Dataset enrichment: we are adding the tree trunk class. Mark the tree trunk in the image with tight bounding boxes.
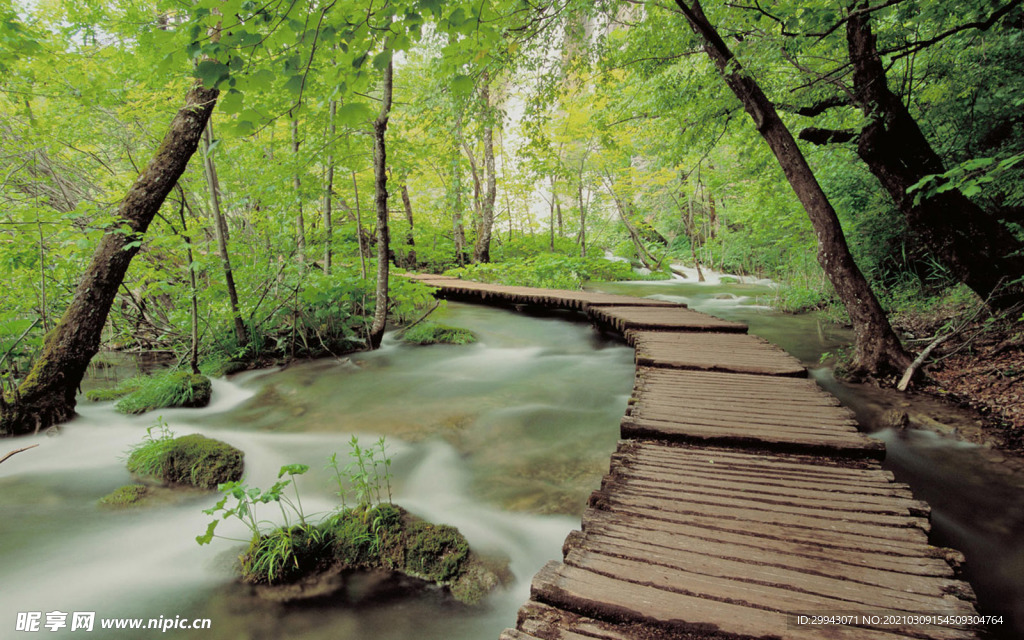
[675,0,910,377]
[549,175,557,250]
[577,182,587,258]
[473,73,497,264]
[367,58,393,350]
[202,121,246,348]
[845,4,1024,308]
[175,187,200,374]
[400,183,416,269]
[324,99,337,275]
[292,115,306,267]
[1,82,218,436]
[352,170,367,279]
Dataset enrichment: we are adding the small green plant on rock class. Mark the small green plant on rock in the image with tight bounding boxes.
[197,437,503,602]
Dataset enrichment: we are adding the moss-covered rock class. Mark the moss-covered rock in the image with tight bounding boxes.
[128,434,243,489]
[400,322,477,346]
[240,503,505,605]
[98,484,150,507]
[403,521,469,583]
[116,371,213,415]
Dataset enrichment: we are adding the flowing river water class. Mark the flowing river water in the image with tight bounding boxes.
[1,273,1022,638]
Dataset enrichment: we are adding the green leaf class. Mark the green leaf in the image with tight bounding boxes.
[278,463,310,477]
[196,519,218,545]
[284,74,304,95]
[336,101,374,125]
[195,60,230,89]
[220,90,244,115]
[372,50,393,71]
[451,74,475,96]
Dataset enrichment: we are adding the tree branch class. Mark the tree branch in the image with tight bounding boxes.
[798,126,858,145]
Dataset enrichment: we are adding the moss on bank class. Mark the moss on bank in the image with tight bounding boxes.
[240,504,504,605]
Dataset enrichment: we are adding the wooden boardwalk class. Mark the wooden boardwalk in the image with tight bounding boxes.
[410,275,982,640]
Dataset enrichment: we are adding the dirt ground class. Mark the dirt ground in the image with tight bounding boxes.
[897,309,1024,454]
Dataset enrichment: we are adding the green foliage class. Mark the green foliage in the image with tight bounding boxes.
[445,252,655,289]
[127,421,244,489]
[98,484,149,508]
[400,322,477,346]
[115,371,212,415]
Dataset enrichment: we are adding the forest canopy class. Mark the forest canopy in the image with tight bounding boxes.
[2,0,1022,433]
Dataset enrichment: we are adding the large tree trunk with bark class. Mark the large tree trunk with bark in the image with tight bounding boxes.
[367,59,394,350]
[846,4,1024,309]
[0,82,218,436]
[675,0,910,377]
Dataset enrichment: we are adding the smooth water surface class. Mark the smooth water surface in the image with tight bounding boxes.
[0,303,633,639]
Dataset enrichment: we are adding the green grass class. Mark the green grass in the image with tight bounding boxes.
[85,378,143,402]
[400,322,477,346]
[115,370,212,414]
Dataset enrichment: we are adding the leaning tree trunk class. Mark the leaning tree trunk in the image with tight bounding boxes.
[846,3,1024,309]
[675,0,910,377]
[367,58,394,350]
[0,82,218,436]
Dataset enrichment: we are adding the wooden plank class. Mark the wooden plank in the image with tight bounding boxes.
[514,602,644,640]
[566,539,964,615]
[581,509,957,579]
[588,305,748,333]
[561,551,976,638]
[621,416,886,458]
[629,330,808,377]
[531,561,929,640]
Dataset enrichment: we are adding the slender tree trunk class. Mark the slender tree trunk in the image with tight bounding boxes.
[292,115,306,267]
[674,0,910,377]
[368,58,393,350]
[202,122,246,347]
[549,177,557,250]
[175,188,200,374]
[352,171,366,279]
[452,111,468,266]
[1,82,218,436]
[400,183,416,269]
[577,182,587,258]
[473,73,497,263]
[324,99,337,275]
[845,3,1024,308]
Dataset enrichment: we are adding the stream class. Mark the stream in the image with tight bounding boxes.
[1,272,1022,638]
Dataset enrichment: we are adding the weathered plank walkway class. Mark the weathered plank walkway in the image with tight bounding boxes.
[410,275,981,640]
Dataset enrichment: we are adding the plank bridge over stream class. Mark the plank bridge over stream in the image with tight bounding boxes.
[410,275,983,640]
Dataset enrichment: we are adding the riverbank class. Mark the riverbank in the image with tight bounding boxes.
[891,306,1024,456]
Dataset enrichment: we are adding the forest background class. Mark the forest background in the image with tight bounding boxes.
[0,0,1022,438]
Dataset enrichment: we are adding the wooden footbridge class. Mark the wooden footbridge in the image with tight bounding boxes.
[411,275,983,640]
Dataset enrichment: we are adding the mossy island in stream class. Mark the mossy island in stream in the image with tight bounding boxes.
[198,439,508,605]
[399,321,477,346]
[86,369,212,414]
[126,420,244,490]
